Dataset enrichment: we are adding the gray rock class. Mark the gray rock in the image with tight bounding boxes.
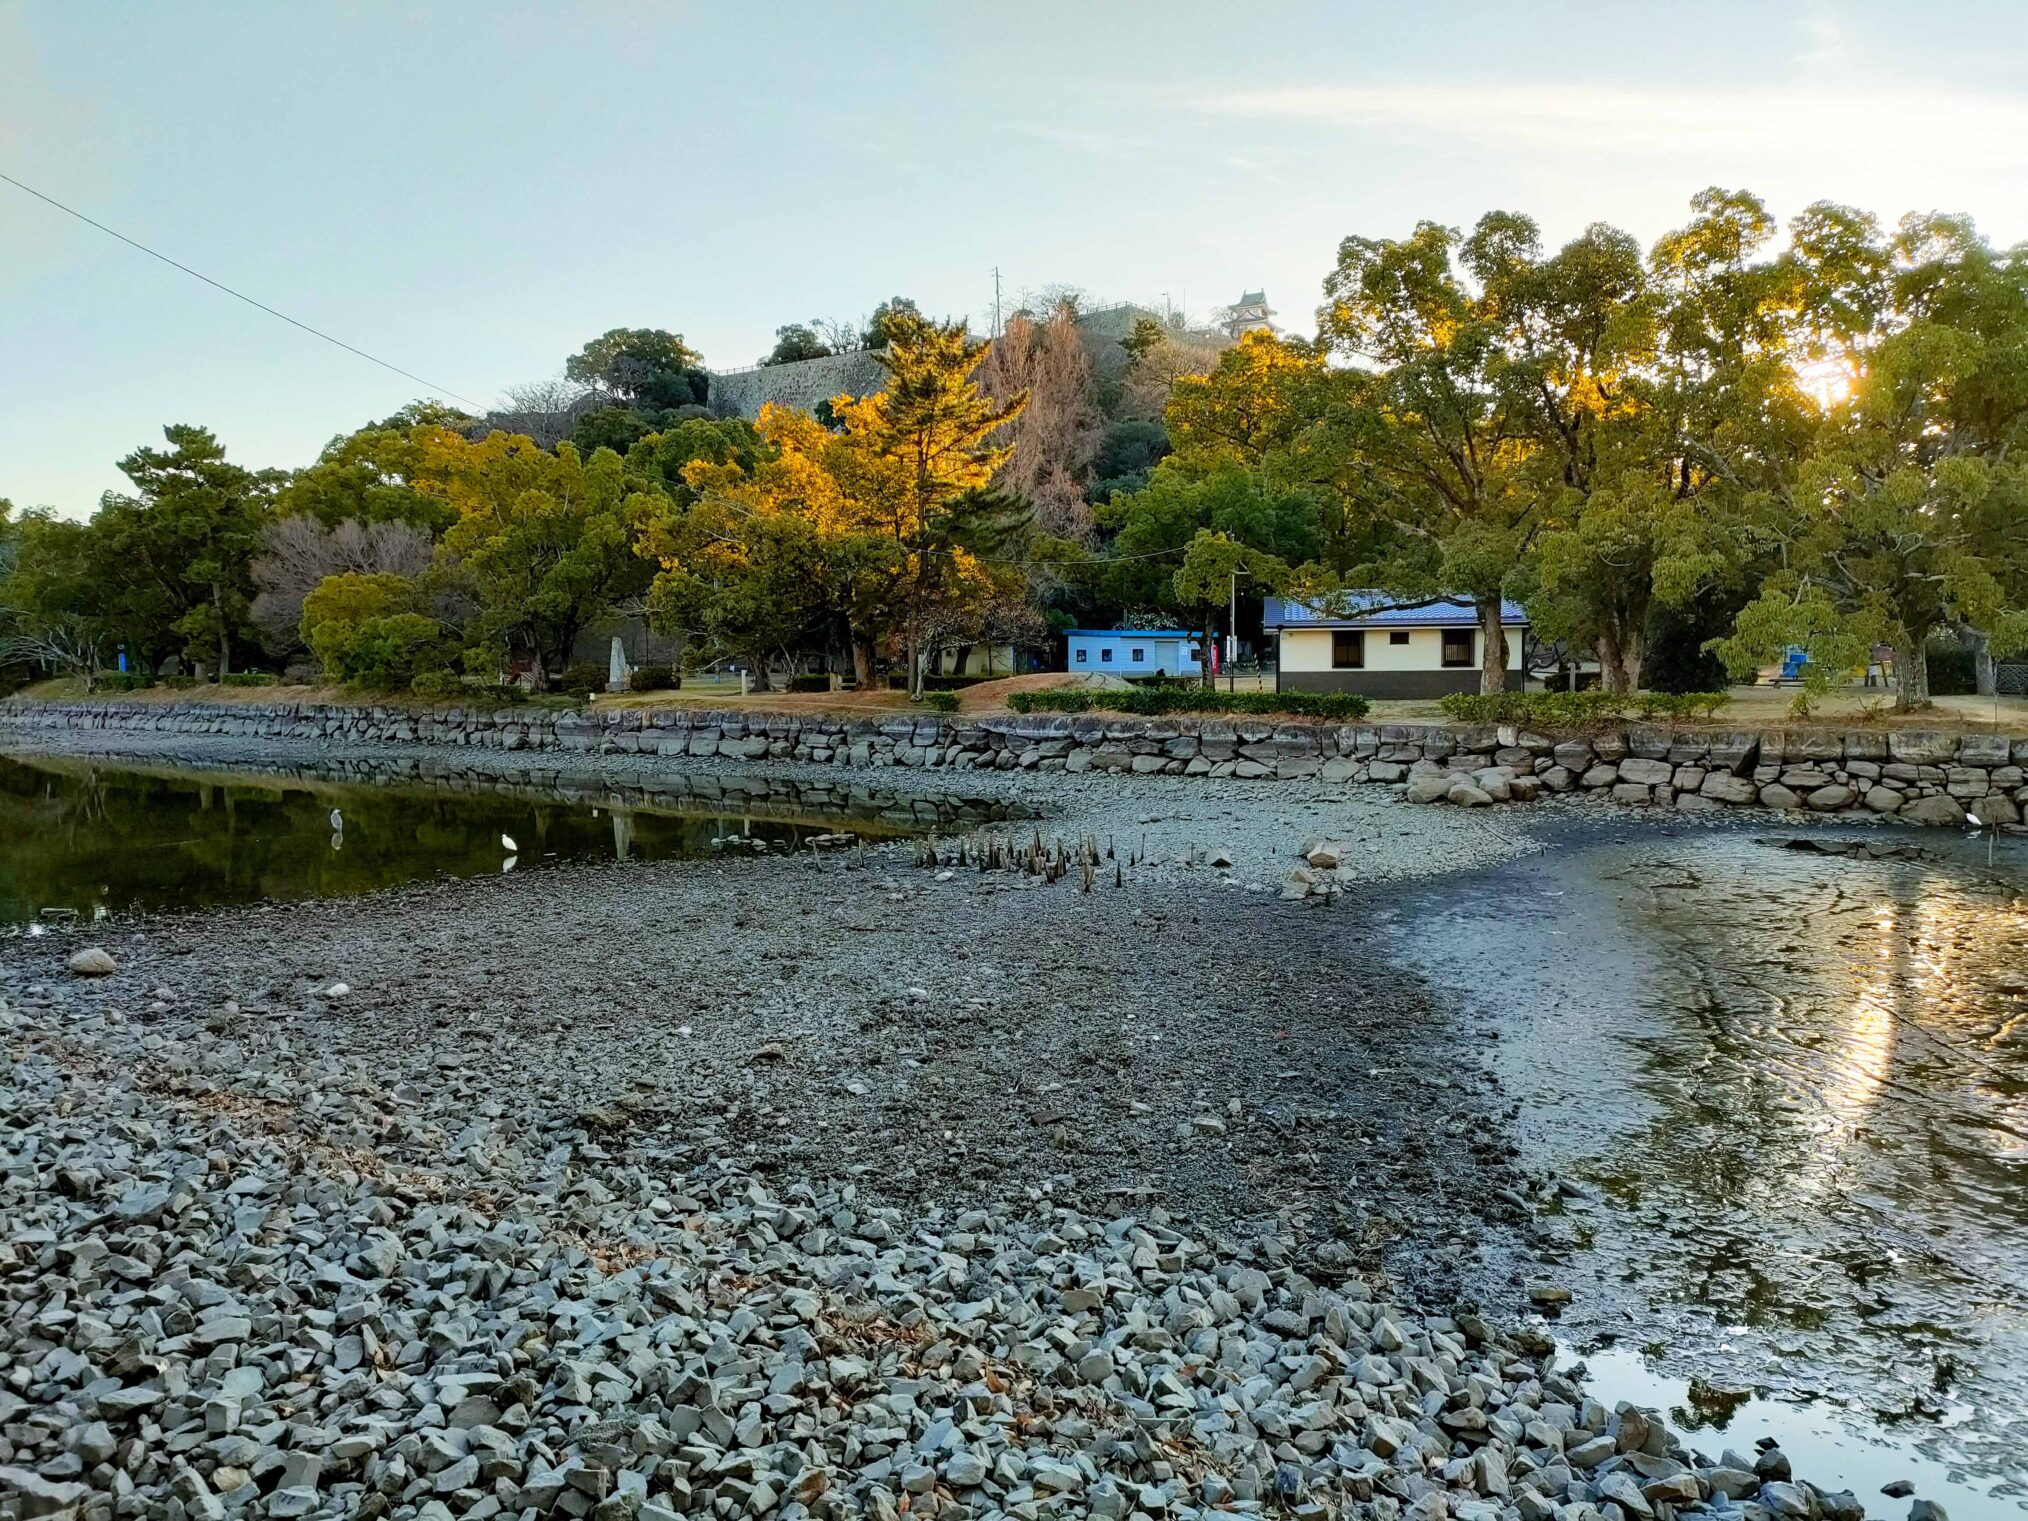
[67,947,117,977]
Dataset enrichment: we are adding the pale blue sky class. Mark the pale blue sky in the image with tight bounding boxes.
[6,0,2027,516]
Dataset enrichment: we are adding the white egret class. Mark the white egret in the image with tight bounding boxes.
[501,832,519,852]
[328,807,343,831]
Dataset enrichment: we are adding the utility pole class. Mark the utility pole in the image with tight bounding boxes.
[1228,568,1249,693]
[991,267,1002,338]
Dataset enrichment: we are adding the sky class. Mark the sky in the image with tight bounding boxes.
[5,0,2028,517]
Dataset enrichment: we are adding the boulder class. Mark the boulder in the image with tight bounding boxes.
[1618,757,1674,787]
[1863,786,1904,814]
[1902,794,1966,827]
[1807,784,1857,811]
[1759,783,1802,810]
[1699,773,1758,805]
[1405,773,1454,804]
[67,947,117,977]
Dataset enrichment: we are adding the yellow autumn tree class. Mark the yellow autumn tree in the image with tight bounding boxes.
[641,316,1028,691]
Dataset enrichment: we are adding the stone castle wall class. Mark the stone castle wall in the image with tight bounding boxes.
[707,351,889,420]
[4,699,2025,828]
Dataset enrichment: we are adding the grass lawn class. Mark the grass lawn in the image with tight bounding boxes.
[11,675,2026,732]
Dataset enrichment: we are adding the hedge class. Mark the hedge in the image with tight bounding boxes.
[916,691,960,713]
[786,673,832,693]
[922,673,992,691]
[629,664,679,692]
[1436,690,1731,725]
[1005,687,1371,720]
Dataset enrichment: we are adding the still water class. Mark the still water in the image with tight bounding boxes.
[1384,821,2028,1513]
[0,751,1015,926]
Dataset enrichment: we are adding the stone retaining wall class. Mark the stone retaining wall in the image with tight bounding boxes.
[5,699,2026,827]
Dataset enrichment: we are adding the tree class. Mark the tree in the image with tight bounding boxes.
[251,516,435,656]
[565,328,708,409]
[1091,418,1170,502]
[1712,214,2028,708]
[762,324,833,366]
[1099,459,1320,686]
[413,433,662,680]
[299,571,446,688]
[0,508,114,686]
[836,314,1028,694]
[1312,221,1538,693]
[624,417,767,506]
[861,297,923,351]
[978,305,1104,539]
[93,425,280,678]
[274,419,458,535]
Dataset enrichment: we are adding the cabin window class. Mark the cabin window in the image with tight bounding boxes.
[1131,647,1145,663]
[1441,629,1475,667]
[1331,630,1364,669]
[1101,648,1113,662]
[1389,630,1411,646]
[1074,648,1087,663]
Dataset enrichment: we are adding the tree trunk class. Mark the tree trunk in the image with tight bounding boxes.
[1477,598,1508,695]
[213,582,232,680]
[1201,616,1217,688]
[1894,636,1931,711]
[1597,624,1644,695]
[852,637,873,688]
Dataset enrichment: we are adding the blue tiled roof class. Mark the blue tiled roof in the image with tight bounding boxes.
[1065,629,1194,639]
[1261,595,1525,630]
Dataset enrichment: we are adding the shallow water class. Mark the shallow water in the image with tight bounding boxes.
[0,751,1011,926]
[1384,819,2028,1513]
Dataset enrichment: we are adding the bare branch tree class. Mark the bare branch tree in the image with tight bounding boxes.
[251,516,436,653]
[0,615,109,688]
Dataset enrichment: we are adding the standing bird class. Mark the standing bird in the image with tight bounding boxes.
[501,832,519,853]
[329,807,343,831]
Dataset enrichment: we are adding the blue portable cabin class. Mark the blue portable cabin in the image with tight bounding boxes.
[1063,629,1203,678]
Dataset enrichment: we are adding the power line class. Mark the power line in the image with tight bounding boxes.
[0,169,482,408]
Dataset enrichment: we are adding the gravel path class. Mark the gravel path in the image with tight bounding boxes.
[0,736,1885,1521]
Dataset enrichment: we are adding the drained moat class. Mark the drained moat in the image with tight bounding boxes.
[0,751,1022,926]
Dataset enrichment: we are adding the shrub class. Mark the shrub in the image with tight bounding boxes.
[94,672,153,693]
[301,573,450,690]
[1005,687,1370,721]
[786,673,832,693]
[1924,641,1977,697]
[1436,690,1730,726]
[223,671,277,687]
[409,669,463,701]
[922,673,990,690]
[630,663,679,692]
[556,662,607,697]
[160,674,198,690]
[917,690,960,713]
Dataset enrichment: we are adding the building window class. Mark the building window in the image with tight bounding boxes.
[1389,630,1411,646]
[1331,630,1364,669]
[1442,629,1475,668]
[1075,648,1087,663]
[1101,648,1112,663]
[1131,647,1145,663]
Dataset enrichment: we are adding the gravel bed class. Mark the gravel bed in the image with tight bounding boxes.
[0,737,1890,1521]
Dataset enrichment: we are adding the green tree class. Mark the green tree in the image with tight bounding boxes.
[93,425,281,677]
[762,324,832,366]
[1099,459,1319,686]
[0,510,116,684]
[274,420,458,536]
[300,571,446,688]
[1313,219,1538,694]
[565,328,708,409]
[861,297,923,351]
[1713,214,2028,708]
[414,433,663,680]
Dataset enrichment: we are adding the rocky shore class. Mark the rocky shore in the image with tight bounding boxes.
[0,736,1961,1520]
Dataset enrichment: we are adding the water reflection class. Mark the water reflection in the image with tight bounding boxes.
[0,751,1022,926]
[1382,824,2028,1504]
